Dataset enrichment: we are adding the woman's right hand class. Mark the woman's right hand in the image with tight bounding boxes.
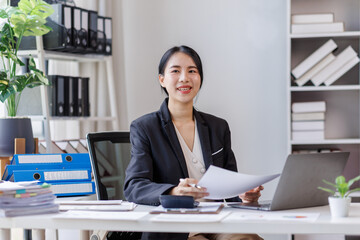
[169,178,209,200]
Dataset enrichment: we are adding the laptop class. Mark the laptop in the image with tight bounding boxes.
[228,152,349,211]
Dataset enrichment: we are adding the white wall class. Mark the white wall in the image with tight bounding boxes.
[113,0,288,199]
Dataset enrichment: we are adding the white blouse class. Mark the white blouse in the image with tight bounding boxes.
[173,119,206,180]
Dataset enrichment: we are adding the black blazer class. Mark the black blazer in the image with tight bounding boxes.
[124,98,240,240]
[124,98,240,203]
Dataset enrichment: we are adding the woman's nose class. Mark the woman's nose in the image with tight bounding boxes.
[179,71,188,82]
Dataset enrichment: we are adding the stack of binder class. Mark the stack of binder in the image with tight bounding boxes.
[2,153,95,197]
[13,1,113,55]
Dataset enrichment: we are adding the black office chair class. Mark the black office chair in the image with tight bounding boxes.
[87,131,142,240]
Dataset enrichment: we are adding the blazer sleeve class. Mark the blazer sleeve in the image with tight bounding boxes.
[124,120,175,205]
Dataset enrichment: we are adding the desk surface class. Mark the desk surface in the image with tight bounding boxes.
[2,203,360,235]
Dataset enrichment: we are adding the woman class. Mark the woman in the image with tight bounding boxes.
[124,45,263,240]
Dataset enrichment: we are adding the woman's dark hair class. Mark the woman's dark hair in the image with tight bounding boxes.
[158,45,203,95]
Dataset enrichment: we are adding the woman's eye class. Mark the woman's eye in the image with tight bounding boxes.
[189,70,197,73]
[171,70,179,73]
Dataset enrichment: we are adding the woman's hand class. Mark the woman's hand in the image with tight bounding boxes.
[169,178,209,200]
[239,185,264,203]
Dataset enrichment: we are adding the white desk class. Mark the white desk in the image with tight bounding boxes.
[2,203,360,240]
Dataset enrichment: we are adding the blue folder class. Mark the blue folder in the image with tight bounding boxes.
[10,153,91,165]
[2,163,91,181]
[49,181,95,197]
[9,169,92,182]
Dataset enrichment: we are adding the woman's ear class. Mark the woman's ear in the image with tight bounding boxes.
[159,74,165,87]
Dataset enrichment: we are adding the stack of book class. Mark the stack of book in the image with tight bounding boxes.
[292,39,360,86]
[2,153,95,197]
[291,101,326,141]
[38,139,88,154]
[0,181,59,217]
[291,13,344,34]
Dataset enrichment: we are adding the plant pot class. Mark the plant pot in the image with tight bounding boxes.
[328,196,351,218]
[0,117,34,157]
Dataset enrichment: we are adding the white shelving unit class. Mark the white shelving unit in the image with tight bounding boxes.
[18,36,119,153]
[287,0,360,181]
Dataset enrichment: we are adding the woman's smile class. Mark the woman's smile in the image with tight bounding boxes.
[177,85,192,94]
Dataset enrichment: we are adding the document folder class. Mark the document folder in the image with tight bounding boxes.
[50,181,95,197]
[88,10,98,52]
[104,17,112,55]
[10,153,91,165]
[79,77,90,116]
[48,75,69,116]
[80,8,89,50]
[97,16,106,54]
[2,163,91,181]
[68,76,79,116]
[43,4,76,51]
[72,6,83,51]
[9,169,91,182]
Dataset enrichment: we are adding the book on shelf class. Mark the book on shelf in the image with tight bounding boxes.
[291,22,344,34]
[292,121,324,131]
[54,141,78,154]
[291,39,337,79]
[294,53,335,86]
[323,56,360,86]
[292,130,324,141]
[69,140,88,153]
[291,13,334,24]
[39,141,64,154]
[292,112,325,121]
[292,101,326,113]
[311,46,358,86]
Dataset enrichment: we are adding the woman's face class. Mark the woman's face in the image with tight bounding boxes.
[159,52,201,105]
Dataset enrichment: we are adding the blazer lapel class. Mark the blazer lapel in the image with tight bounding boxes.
[194,110,213,169]
[160,99,189,177]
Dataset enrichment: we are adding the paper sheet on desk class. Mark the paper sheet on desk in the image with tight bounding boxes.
[198,165,280,199]
[54,210,147,221]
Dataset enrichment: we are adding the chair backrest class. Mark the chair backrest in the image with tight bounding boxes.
[86,131,131,200]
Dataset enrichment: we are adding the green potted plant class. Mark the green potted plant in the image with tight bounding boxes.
[0,0,53,156]
[318,175,360,218]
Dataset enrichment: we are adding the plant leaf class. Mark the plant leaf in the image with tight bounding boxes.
[345,187,360,197]
[322,179,337,188]
[0,9,8,19]
[348,175,360,188]
[18,0,54,19]
[318,186,336,195]
[335,176,346,185]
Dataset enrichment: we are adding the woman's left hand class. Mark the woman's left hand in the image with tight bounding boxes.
[239,185,264,203]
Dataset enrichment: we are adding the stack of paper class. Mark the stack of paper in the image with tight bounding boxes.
[291,101,326,141]
[0,181,59,217]
[291,13,344,34]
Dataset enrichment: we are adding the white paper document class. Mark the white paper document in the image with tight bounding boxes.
[150,211,231,222]
[223,212,320,222]
[59,202,136,211]
[197,166,280,199]
[54,211,147,221]
[60,200,123,205]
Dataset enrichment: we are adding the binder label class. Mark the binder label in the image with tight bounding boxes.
[44,170,88,181]
[18,155,63,164]
[51,182,94,194]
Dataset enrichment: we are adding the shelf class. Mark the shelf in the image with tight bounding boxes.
[29,115,116,121]
[291,138,360,145]
[18,50,109,62]
[290,31,360,39]
[290,85,360,92]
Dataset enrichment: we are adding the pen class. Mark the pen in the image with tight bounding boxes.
[179,178,202,189]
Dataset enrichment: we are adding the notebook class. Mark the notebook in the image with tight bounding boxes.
[228,152,349,211]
